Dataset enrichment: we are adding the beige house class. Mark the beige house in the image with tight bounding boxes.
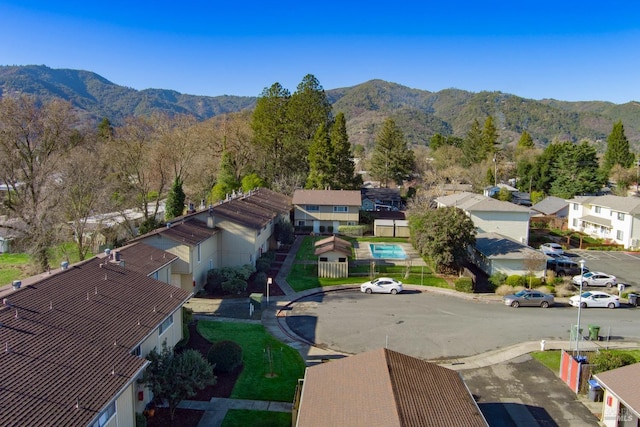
[136,188,291,293]
[314,235,352,278]
[294,348,488,427]
[293,189,361,234]
[0,248,191,427]
[594,362,640,427]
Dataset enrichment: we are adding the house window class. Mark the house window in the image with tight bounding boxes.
[573,203,579,210]
[594,206,601,214]
[572,218,578,227]
[159,314,174,335]
[333,206,348,212]
[617,212,625,220]
[305,205,319,211]
[617,230,624,240]
[338,257,346,262]
[319,257,328,262]
[133,346,141,357]
[91,402,116,427]
[297,220,305,227]
[197,243,201,262]
[153,271,159,280]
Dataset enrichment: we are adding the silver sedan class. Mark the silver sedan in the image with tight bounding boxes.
[503,290,554,308]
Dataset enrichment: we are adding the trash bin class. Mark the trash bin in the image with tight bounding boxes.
[588,325,600,341]
[588,379,603,402]
[629,293,638,306]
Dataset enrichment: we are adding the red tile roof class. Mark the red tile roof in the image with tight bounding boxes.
[0,257,191,426]
[296,348,488,427]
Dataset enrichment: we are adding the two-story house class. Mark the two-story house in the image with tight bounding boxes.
[567,195,640,249]
[0,248,191,426]
[293,189,361,234]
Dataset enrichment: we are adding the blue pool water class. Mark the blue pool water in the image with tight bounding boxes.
[369,244,407,259]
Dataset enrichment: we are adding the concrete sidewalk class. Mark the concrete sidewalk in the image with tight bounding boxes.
[178,397,292,426]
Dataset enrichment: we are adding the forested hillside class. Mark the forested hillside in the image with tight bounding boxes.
[2,65,639,147]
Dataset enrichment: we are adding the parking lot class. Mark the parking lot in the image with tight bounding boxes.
[564,250,640,289]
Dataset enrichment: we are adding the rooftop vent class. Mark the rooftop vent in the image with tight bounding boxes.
[60,261,69,270]
[11,280,21,290]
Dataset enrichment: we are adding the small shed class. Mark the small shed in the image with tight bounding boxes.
[314,236,351,278]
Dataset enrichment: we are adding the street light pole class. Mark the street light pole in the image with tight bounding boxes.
[575,259,585,355]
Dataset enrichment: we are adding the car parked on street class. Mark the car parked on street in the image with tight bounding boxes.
[360,277,403,294]
[540,243,564,256]
[571,271,617,288]
[569,291,620,308]
[503,289,555,308]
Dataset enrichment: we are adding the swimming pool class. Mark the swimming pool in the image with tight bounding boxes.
[369,243,407,259]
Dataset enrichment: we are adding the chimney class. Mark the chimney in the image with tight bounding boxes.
[12,280,21,290]
[207,215,215,229]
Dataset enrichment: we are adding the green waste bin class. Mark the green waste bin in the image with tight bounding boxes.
[588,325,600,341]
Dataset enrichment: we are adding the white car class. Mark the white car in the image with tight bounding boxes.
[360,277,403,294]
[569,291,620,309]
[540,243,564,256]
[572,271,617,288]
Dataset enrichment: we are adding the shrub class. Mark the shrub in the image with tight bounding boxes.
[454,277,473,293]
[207,340,243,373]
[592,350,636,374]
[174,307,194,351]
[535,285,553,295]
[222,277,247,294]
[255,258,271,274]
[555,282,576,298]
[496,284,525,296]
[506,275,525,287]
[524,276,543,288]
[254,271,268,287]
[489,272,508,288]
[136,413,147,427]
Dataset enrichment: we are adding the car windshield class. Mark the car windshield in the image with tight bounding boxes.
[582,272,594,278]
[580,292,592,298]
[514,290,529,297]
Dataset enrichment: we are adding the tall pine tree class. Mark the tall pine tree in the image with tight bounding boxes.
[603,120,634,173]
[330,112,360,189]
[165,177,186,220]
[306,123,334,189]
[370,118,415,187]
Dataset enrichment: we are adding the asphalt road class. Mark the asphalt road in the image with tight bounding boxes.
[286,288,640,361]
[563,250,640,289]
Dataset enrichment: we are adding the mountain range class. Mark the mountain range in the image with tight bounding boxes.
[1,65,639,148]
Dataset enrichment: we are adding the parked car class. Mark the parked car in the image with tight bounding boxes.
[360,277,403,294]
[571,271,617,288]
[546,259,588,277]
[503,289,554,308]
[569,291,620,309]
[540,243,564,256]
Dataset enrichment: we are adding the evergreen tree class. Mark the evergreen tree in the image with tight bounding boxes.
[165,177,186,220]
[97,117,114,141]
[241,173,267,192]
[305,123,334,189]
[603,120,634,173]
[330,112,360,189]
[550,141,602,198]
[461,119,484,166]
[517,131,535,150]
[481,116,499,158]
[209,150,240,202]
[370,118,415,187]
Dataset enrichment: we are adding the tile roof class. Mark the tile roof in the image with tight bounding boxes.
[158,219,217,246]
[296,348,487,427]
[435,192,530,213]
[594,362,640,415]
[114,242,179,276]
[531,196,568,216]
[293,189,361,206]
[361,187,402,202]
[0,257,191,426]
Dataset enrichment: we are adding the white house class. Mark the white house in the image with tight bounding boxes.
[472,233,547,278]
[435,192,531,245]
[567,195,640,249]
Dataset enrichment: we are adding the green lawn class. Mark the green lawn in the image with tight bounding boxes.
[531,349,640,374]
[221,409,291,427]
[197,321,306,402]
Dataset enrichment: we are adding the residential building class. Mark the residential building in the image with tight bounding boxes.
[136,188,291,292]
[594,362,640,427]
[0,249,191,426]
[435,192,531,245]
[293,190,361,234]
[531,196,569,218]
[360,187,402,211]
[472,233,547,278]
[294,348,488,427]
[567,195,640,249]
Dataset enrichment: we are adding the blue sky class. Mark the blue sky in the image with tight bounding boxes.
[1,1,640,103]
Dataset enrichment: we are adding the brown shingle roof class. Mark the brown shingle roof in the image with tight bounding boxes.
[115,242,178,276]
[293,189,361,206]
[0,257,191,426]
[313,236,352,257]
[160,218,217,246]
[594,362,640,415]
[296,348,488,427]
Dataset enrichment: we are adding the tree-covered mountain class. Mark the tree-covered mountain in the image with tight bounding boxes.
[2,65,639,148]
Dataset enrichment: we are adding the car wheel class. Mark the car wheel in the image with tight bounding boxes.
[606,282,613,288]
[557,271,565,277]
[365,288,372,294]
[582,281,589,287]
[608,302,616,309]
[541,301,550,308]
[390,289,398,295]
[511,301,520,308]
[580,302,587,308]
